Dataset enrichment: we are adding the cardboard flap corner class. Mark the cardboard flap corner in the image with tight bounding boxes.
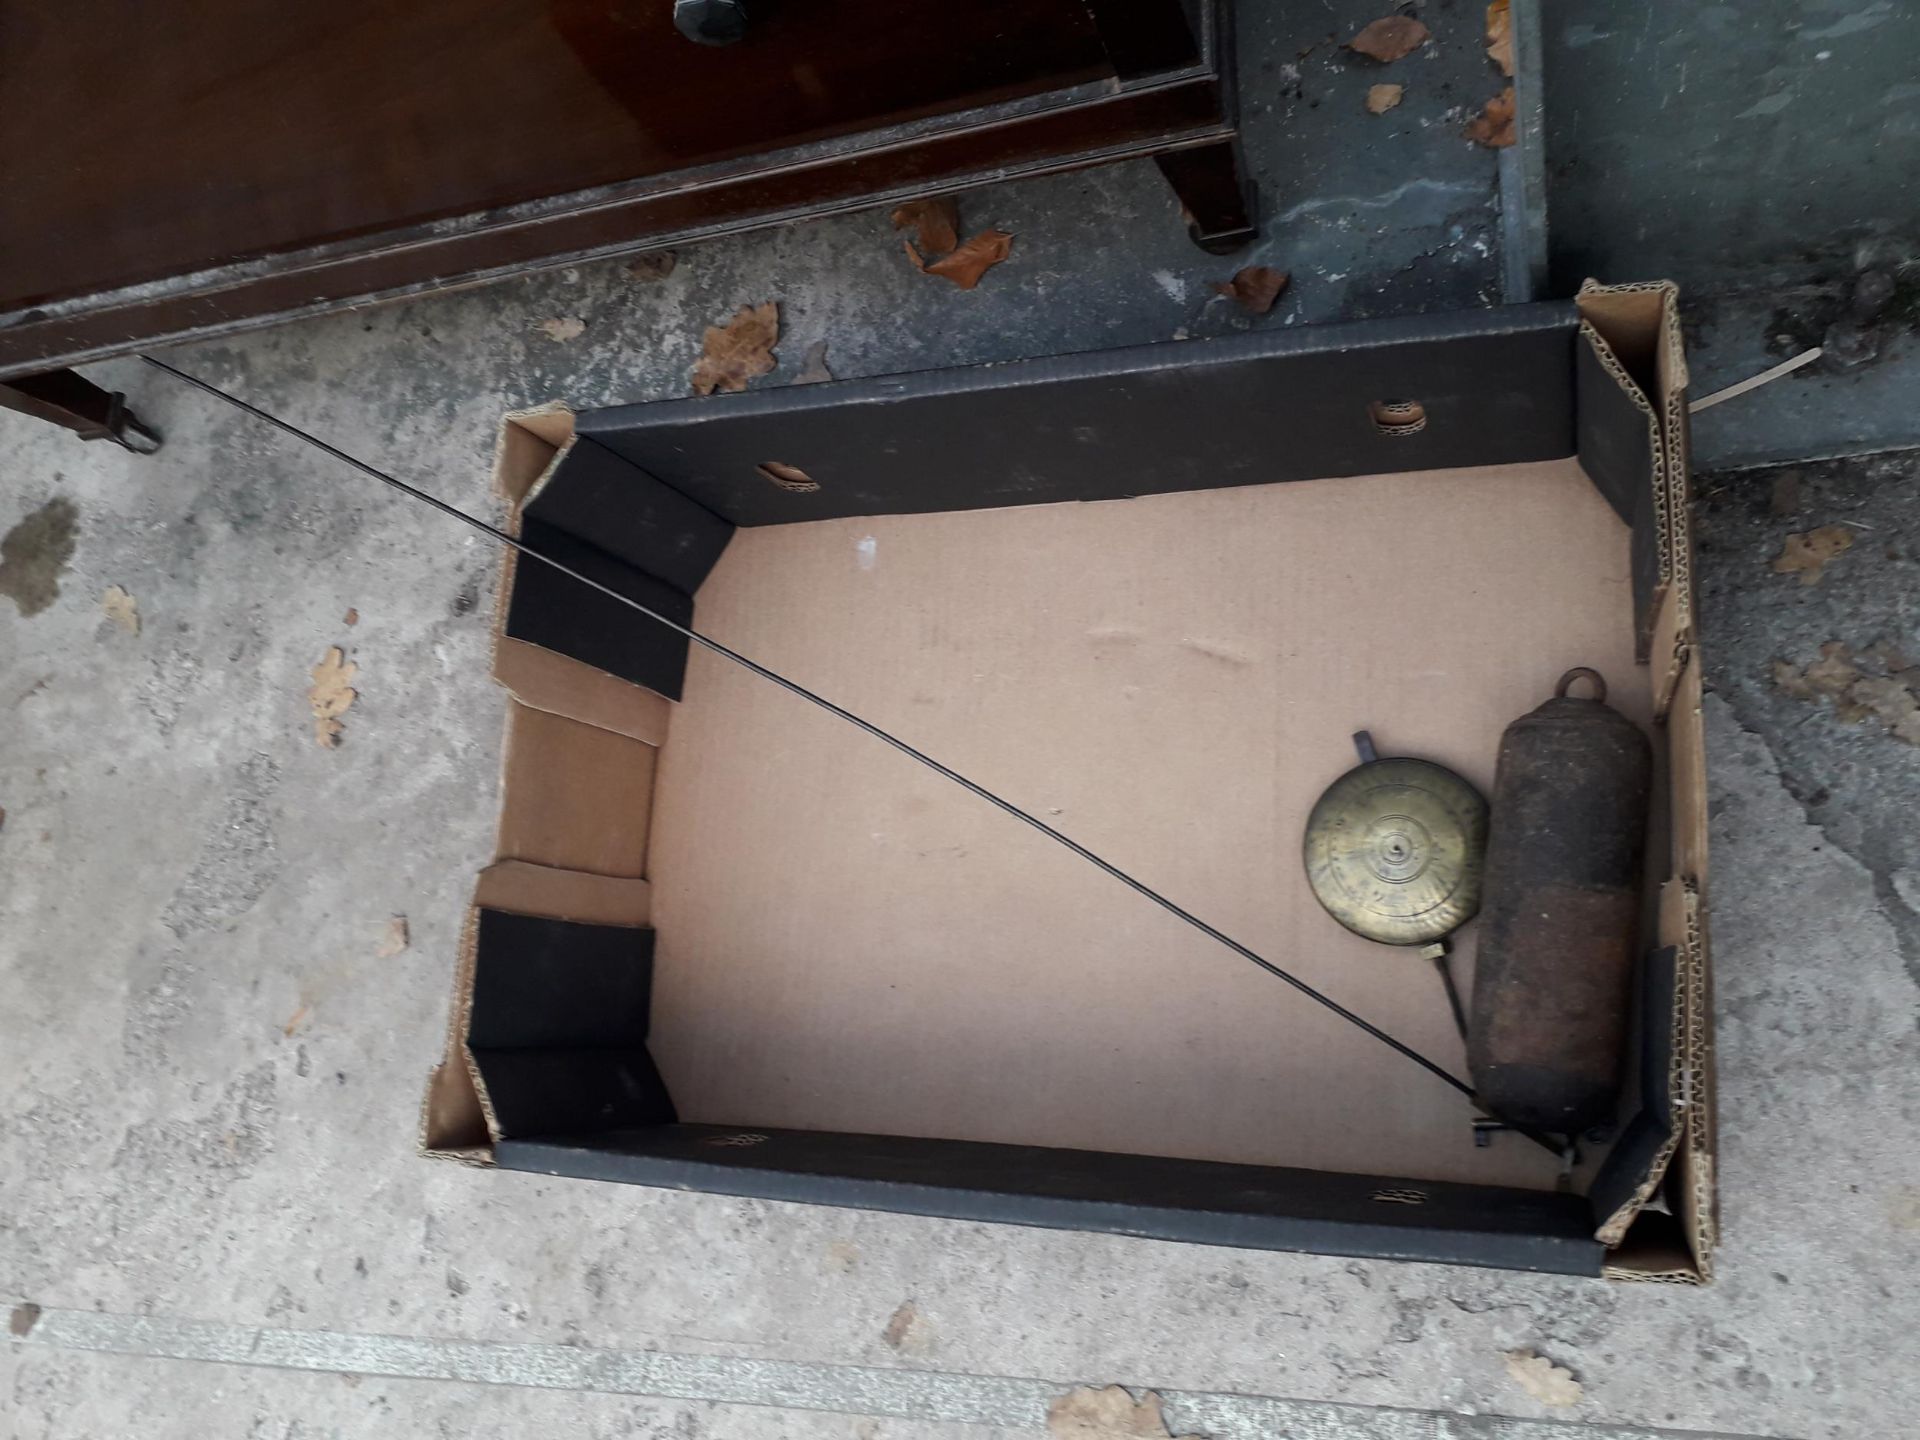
[464,908,676,1140]
[494,403,577,508]
[421,904,497,1161]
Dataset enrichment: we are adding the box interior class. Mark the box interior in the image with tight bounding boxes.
[644,458,1641,1193]
[423,293,1713,1279]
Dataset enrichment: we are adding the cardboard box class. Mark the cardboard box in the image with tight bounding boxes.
[423,282,1715,1281]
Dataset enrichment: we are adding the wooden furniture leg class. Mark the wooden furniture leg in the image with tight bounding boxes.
[0,369,161,453]
[1081,0,1201,74]
[1155,139,1258,255]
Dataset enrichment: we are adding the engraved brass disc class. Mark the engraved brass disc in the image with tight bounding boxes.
[1302,758,1488,946]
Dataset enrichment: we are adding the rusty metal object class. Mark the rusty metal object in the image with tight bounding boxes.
[1469,668,1652,1134]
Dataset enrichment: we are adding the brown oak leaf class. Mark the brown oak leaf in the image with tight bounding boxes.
[911,229,1015,290]
[1773,641,1859,701]
[1466,86,1518,147]
[1346,16,1430,62]
[1771,525,1854,585]
[1213,265,1291,314]
[1846,674,1920,744]
[535,316,585,344]
[1804,641,1862,694]
[1505,1351,1582,1407]
[101,584,139,635]
[1046,1386,1200,1439]
[1771,658,1816,701]
[1486,0,1515,77]
[890,197,961,257]
[691,302,780,396]
[309,645,357,749]
[1366,83,1405,114]
[880,1299,932,1355]
[626,250,677,283]
[1867,638,1920,680]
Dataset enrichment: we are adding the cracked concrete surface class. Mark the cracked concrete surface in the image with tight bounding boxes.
[7,300,1920,1439]
[1696,451,1920,992]
[4,1,1920,1435]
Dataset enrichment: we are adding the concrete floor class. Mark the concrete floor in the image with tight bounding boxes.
[6,4,1920,1437]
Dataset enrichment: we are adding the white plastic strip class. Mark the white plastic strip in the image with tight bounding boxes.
[1688,347,1823,413]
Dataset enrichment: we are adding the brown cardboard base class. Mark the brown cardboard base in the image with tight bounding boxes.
[643,459,1646,1191]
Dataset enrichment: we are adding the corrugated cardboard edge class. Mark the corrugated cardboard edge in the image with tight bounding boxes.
[422,404,669,1164]
[1601,1209,1700,1284]
[419,901,497,1163]
[488,405,674,744]
[423,405,577,1164]
[1579,279,1696,714]
[1579,280,1715,1283]
[1592,879,1693,1249]
[1575,309,1672,682]
[486,404,571,727]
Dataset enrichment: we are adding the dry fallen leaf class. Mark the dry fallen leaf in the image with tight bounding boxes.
[536,316,586,344]
[909,229,1015,290]
[9,1302,42,1339]
[1773,660,1813,699]
[101,584,139,635]
[626,250,677,283]
[343,607,359,627]
[309,645,358,749]
[691,302,780,396]
[1366,83,1405,114]
[880,1299,932,1355]
[281,1002,309,1038]
[1466,86,1518,147]
[1505,1351,1582,1407]
[1772,525,1854,585]
[793,341,835,385]
[890,197,961,258]
[1347,15,1430,62]
[1776,640,1920,742]
[1046,1386,1200,1439]
[1213,265,1291,315]
[1486,0,1515,77]
[377,916,410,959]
[1864,639,1910,671]
[1801,641,1860,695]
[1847,676,1920,741]
[1891,1185,1920,1230]
[1867,638,1920,679]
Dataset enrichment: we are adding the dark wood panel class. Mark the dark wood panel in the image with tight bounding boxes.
[0,74,1230,378]
[0,0,1111,306]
